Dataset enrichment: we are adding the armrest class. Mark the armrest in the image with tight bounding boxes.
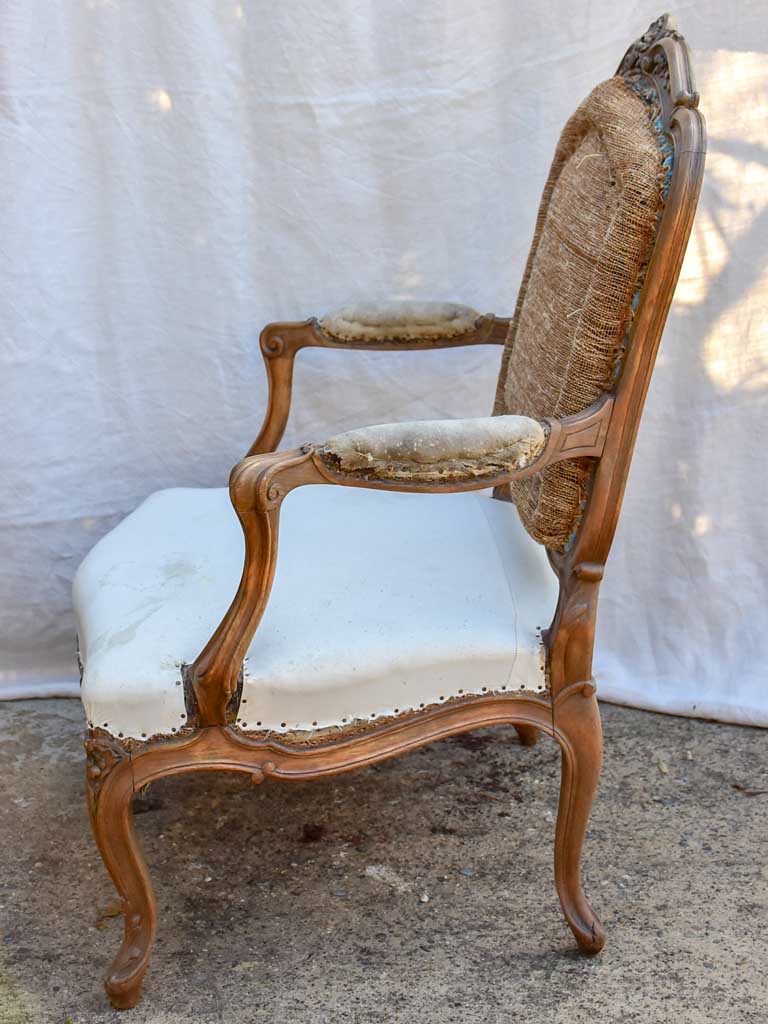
[188,397,612,726]
[320,414,547,482]
[248,302,509,457]
[318,300,483,343]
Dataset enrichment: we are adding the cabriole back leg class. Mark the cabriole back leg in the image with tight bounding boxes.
[514,724,539,746]
[552,685,605,953]
[85,736,157,1009]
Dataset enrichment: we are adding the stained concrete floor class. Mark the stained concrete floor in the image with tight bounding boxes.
[0,699,765,1024]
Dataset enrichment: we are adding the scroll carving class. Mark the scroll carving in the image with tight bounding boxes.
[260,333,286,358]
[617,14,699,112]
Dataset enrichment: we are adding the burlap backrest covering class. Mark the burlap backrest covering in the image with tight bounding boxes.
[495,77,664,550]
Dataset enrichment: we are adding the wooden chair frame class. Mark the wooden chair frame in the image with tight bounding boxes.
[84,17,705,1009]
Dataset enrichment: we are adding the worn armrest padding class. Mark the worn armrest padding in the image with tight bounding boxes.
[322,415,547,483]
[319,300,480,342]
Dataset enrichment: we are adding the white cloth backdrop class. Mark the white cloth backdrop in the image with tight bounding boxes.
[2,2,767,726]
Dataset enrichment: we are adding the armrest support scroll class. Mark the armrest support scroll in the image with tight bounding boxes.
[187,447,325,726]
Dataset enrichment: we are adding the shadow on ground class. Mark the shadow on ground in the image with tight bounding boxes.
[0,699,765,1023]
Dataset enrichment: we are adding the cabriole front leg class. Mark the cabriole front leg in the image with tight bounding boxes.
[85,736,157,1009]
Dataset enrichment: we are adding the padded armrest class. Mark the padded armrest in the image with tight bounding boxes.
[320,415,547,483]
[318,300,481,343]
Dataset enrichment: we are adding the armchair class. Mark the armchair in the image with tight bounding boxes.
[74,15,705,1009]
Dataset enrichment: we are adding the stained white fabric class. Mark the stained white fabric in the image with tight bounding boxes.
[2,3,767,726]
[74,486,554,740]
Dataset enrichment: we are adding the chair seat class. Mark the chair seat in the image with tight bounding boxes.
[74,486,558,741]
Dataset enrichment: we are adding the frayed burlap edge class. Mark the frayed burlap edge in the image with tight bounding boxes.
[493,76,666,551]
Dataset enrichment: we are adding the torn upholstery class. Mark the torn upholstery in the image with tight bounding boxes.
[321,415,547,482]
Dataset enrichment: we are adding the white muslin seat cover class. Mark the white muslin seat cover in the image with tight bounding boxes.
[74,486,558,740]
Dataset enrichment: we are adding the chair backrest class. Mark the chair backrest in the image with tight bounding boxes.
[494,16,705,564]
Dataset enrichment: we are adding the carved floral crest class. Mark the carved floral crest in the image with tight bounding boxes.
[617,14,698,112]
[618,15,681,77]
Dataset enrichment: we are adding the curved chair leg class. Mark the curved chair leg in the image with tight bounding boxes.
[552,687,605,953]
[514,724,539,746]
[86,736,157,1009]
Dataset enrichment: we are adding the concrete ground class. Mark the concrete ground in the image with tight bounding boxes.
[0,699,765,1024]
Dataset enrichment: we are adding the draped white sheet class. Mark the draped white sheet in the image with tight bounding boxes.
[2,1,767,726]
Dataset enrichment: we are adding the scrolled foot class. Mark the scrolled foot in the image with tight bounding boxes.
[104,912,154,1009]
[106,978,144,1012]
[563,898,605,954]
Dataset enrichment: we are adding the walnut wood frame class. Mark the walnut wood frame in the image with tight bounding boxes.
[85,16,705,1009]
